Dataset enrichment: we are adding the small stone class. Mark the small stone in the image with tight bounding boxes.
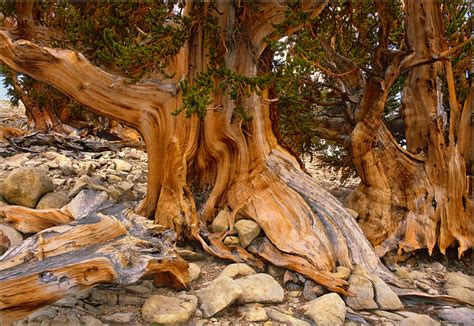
[88,288,117,305]
[195,276,243,317]
[265,308,310,326]
[399,314,440,326]
[219,263,256,279]
[0,223,23,247]
[80,316,103,326]
[28,307,58,322]
[235,273,285,304]
[224,236,240,246]
[0,167,54,207]
[117,181,134,191]
[212,210,230,233]
[239,304,268,322]
[118,294,144,306]
[334,266,351,280]
[438,307,474,325]
[303,293,346,326]
[125,285,152,295]
[289,291,301,297]
[65,190,110,220]
[428,262,446,272]
[142,294,197,324]
[101,312,135,323]
[36,192,68,209]
[54,296,78,308]
[235,219,261,247]
[189,263,202,282]
[5,153,29,168]
[111,159,132,172]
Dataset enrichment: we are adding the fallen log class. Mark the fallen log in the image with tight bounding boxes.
[0,206,73,233]
[0,212,189,325]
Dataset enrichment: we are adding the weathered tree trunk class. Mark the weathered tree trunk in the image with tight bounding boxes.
[0,1,401,297]
[346,0,473,257]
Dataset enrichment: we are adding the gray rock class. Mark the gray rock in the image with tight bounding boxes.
[54,296,78,308]
[374,310,404,321]
[235,273,284,304]
[0,223,23,247]
[239,304,268,322]
[189,262,202,282]
[265,308,310,326]
[88,288,117,305]
[235,219,261,247]
[142,294,197,324]
[219,263,256,279]
[101,312,135,323]
[80,316,103,326]
[195,276,243,317]
[65,190,110,219]
[28,307,58,322]
[212,210,230,233]
[36,192,68,209]
[126,285,152,295]
[345,274,377,310]
[303,293,346,326]
[438,307,474,325]
[1,167,54,207]
[399,314,440,326]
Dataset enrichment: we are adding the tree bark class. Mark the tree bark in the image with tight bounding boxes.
[0,2,400,296]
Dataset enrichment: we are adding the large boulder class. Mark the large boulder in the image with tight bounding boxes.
[1,167,54,207]
[235,273,285,304]
[141,294,197,324]
[303,293,346,326]
[194,276,242,317]
[444,272,474,305]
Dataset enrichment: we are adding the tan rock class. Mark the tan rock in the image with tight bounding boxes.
[142,294,197,324]
[195,276,242,317]
[303,293,346,326]
[235,219,261,247]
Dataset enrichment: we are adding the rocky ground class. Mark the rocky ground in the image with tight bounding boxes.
[0,102,473,326]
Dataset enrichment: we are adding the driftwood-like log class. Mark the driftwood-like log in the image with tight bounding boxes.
[0,206,73,233]
[8,131,145,152]
[0,212,189,325]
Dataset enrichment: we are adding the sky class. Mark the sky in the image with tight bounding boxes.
[0,76,9,100]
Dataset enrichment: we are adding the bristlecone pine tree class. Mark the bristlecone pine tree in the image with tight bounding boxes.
[0,0,471,320]
[275,0,472,257]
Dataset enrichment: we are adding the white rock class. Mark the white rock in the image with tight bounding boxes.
[142,294,197,324]
[189,263,202,282]
[111,159,132,172]
[195,276,242,317]
[219,263,256,279]
[239,304,268,322]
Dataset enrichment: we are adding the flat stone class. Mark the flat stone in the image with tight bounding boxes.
[445,271,474,290]
[219,263,256,279]
[265,308,310,326]
[0,223,23,247]
[80,316,103,326]
[212,210,230,233]
[88,288,117,305]
[438,307,474,325]
[126,285,152,295]
[28,307,58,322]
[142,294,197,324]
[399,314,440,326]
[5,153,29,168]
[374,310,404,321]
[177,249,207,261]
[101,312,135,323]
[195,276,242,317]
[1,167,54,207]
[239,304,268,322]
[235,273,284,304]
[65,190,110,219]
[36,192,68,209]
[235,219,261,247]
[365,270,403,310]
[446,286,474,305]
[303,293,346,326]
[189,263,202,282]
[118,294,144,306]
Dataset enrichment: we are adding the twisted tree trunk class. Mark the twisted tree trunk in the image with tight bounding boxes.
[0,1,398,297]
[346,0,473,257]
